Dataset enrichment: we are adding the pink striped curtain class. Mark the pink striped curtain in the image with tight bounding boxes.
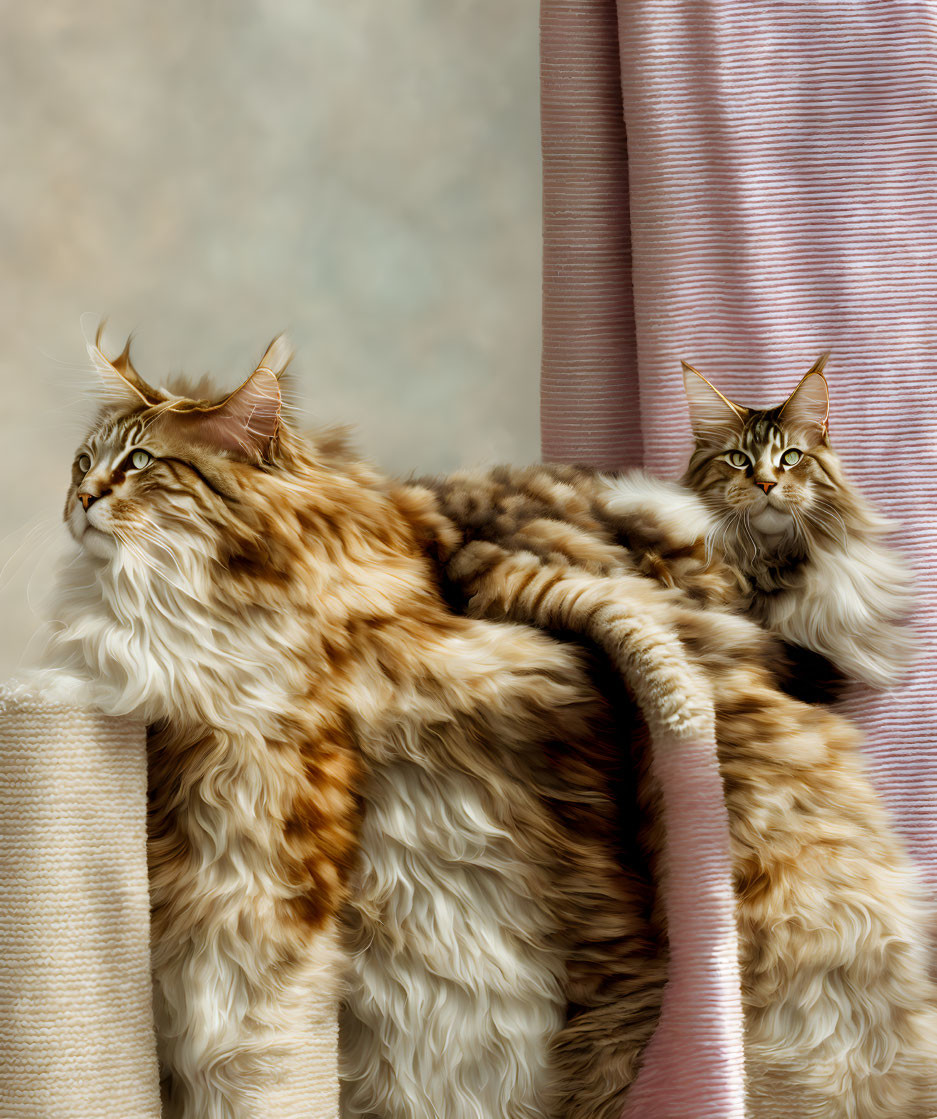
[541,1,937,1114]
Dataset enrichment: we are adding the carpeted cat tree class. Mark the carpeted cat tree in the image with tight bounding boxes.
[0,687,161,1118]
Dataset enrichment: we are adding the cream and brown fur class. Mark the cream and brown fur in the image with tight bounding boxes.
[414,461,937,1118]
[45,332,937,1117]
[46,332,665,1119]
[680,354,914,690]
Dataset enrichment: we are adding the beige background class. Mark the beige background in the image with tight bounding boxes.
[0,2,541,677]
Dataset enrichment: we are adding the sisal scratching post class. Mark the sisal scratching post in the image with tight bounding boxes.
[0,682,161,1118]
[260,949,341,1119]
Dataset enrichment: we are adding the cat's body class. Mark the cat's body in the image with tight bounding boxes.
[338,611,663,1119]
[48,336,663,1119]
[413,460,937,1117]
[404,368,929,1118]
[46,336,937,1118]
[414,356,914,703]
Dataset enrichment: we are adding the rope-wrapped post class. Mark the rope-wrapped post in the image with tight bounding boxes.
[0,682,160,1118]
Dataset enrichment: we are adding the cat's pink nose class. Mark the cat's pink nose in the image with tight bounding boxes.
[756,480,776,493]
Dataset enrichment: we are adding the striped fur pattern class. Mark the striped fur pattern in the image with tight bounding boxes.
[44,332,935,1116]
[680,354,914,690]
[46,334,663,1118]
[416,462,937,1118]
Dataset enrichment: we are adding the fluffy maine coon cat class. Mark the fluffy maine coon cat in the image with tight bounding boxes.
[421,356,913,702]
[404,358,934,1117]
[679,353,913,691]
[416,464,937,1117]
[46,331,664,1119]
[412,472,937,1118]
[46,334,937,1118]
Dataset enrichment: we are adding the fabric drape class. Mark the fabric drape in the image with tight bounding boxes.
[541,1,937,1114]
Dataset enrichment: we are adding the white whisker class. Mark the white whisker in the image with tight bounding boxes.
[803,503,848,549]
[741,508,759,564]
[0,517,61,593]
[111,527,194,598]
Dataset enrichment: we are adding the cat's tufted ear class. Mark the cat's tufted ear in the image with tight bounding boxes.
[169,336,289,459]
[85,319,165,410]
[781,354,829,437]
[682,361,746,441]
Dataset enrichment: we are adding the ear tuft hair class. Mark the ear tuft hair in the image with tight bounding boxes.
[253,334,293,381]
[682,361,746,441]
[165,337,287,459]
[83,317,164,410]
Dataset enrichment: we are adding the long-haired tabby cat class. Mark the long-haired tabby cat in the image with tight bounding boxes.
[406,357,934,1117]
[46,331,663,1119]
[425,356,913,701]
[46,335,936,1118]
[413,472,937,1117]
[679,352,913,690]
[417,464,937,1116]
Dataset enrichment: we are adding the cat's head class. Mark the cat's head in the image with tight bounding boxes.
[65,326,289,566]
[681,354,853,556]
[680,355,915,688]
[46,328,304,719]
[52,329,437,720]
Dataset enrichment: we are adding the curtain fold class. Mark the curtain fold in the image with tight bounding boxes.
[540,0,643,469]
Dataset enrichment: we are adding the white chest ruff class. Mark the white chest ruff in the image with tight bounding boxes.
[44,547,303,724]
[749,506,794,536]
[150,769,341,1117]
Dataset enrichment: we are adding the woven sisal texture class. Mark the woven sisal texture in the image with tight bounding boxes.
[258,928,341,1119]
[261,1016,340,1119]
[620,737,744,1119]
[0,685,161,1118]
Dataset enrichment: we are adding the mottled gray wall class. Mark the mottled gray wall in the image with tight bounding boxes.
[0,2,541,675]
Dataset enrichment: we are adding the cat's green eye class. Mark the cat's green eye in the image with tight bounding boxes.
[125,449,152,471]
[782,448,803,467]
[726,450,749,469]
[77,453,91,474]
